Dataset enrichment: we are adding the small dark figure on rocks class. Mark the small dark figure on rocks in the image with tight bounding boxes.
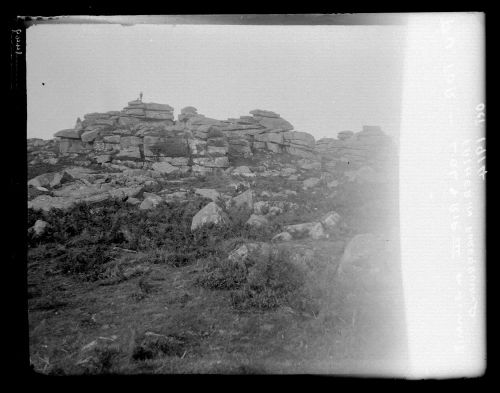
[139,92,143,102]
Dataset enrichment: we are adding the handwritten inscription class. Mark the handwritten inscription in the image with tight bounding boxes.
[475,103,486,180]
[12,29,22,55]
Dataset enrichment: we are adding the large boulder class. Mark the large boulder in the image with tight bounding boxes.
[28,171,73,189]
[284,222,327,240]
[103,135,121,144]
[181,106,197,114]
[254,131,284,144]
[58,139,88,154]
[227,138,253,158]
[54,128,83,139]
[191,202,229,231]
[116,146,142,160]
[232,189,253,210]
[143,103,174,112]
[117,116,142,128]
[249,109,280,118]
[144,111,174,120]
[316,127,395,170]
[192,157,229,168]
[283,131,315,148]
[95,154,112,164]
[28,195,74,211]
[337,233,389,275]
[139,193,163,210]
[120,136,143,149]
[255,117,293,131]
[124,108,145,116]
[81,129,101,142]
[143,136,189,157]
[232,166,255,177]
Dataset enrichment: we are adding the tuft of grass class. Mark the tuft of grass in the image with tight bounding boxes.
[56,244,116,282]
[196,247,320,313]
[195,257,247,290]
[132,334,187,361]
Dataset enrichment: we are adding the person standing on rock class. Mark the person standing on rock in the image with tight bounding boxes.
[139,92,143,102]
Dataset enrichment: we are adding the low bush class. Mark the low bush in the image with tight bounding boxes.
[195,257,247,290]
[56,244,116,281]
[132,334,187,361]
[197,247,319,313]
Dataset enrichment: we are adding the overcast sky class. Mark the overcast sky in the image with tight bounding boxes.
[26,23,406,140]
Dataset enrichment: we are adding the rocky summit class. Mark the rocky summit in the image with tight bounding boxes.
[27,98,405,375]
[47,99,395,175]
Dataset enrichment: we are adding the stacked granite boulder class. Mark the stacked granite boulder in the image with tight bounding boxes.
[316,126,396,171]
[124,100,175,123]
[178,107,231,174]
[52,99,320,174]
[219,109,316,159]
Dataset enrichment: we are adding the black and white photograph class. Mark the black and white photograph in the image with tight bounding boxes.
[17,13,485,377]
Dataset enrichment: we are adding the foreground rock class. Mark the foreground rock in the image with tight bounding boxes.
[226,241,335,288]
[245,214,268,228]
[139,193,163,210]
[320,211,342,231]
[29,220,49,237]
[28,184,142,212]
[28,171,73,189]
[283,222,327,240]
[194,188,221,201]
[191,202,229,231]
[231,189,254,210]
[337,233,389,275]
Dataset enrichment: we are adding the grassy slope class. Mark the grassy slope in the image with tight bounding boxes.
[27,154,408,375]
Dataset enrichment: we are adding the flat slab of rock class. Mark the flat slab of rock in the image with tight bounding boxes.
[256,117,294,131]
[232,166,255,177]
[143,103,174,112]
[152,161,180,175]
[192,157,229,168]
[116,146,142,159]
[250,109,280,118]
[143,136,190,157]
[194,188,220,201]
[283,131,315,148]
[28,171,73,189]
[54,128,84,139]
[144,111,174,120]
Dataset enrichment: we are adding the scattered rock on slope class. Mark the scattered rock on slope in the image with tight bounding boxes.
[191,202,229,231]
